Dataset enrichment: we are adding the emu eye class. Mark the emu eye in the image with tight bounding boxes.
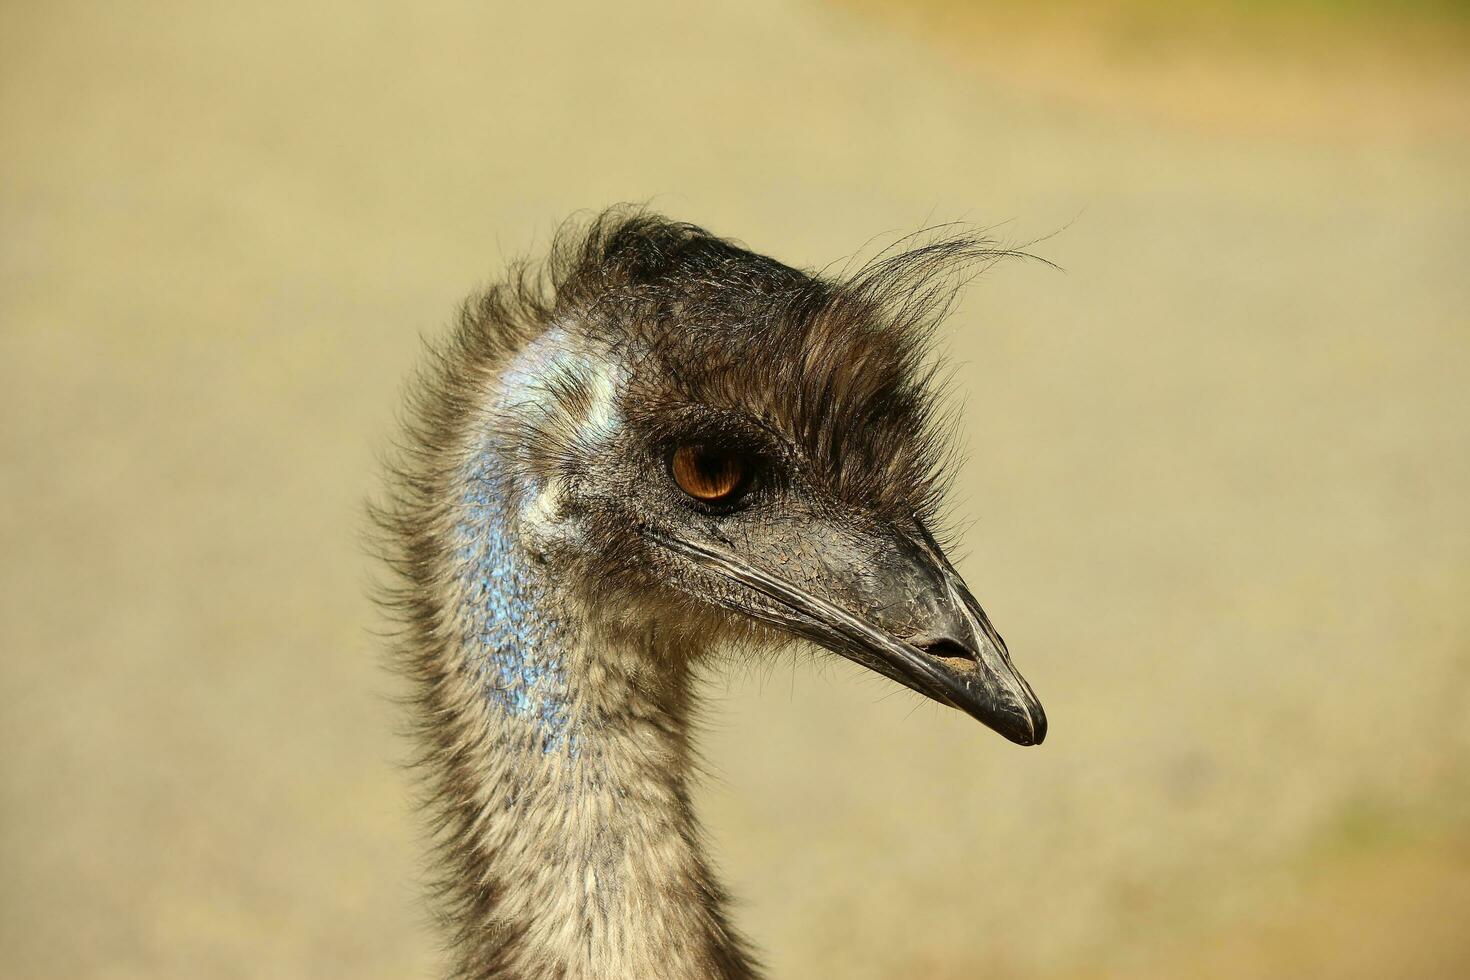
[669,445,750,506]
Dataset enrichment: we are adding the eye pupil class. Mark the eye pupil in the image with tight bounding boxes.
[671,445,747,504]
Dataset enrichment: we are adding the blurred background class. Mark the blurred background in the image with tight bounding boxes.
[2,1,1467,977]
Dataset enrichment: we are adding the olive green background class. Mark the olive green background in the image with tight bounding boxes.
[3,2,1467,977]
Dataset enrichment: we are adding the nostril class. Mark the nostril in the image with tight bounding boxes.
[918,638,976,664]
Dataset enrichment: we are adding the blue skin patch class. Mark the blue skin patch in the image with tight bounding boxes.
[454,446,577,756]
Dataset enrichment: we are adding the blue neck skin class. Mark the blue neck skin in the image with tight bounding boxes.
[454,444,577,756]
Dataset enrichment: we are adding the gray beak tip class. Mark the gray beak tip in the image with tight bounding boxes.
[964,689,1047,746]
[1015,704,1048,746]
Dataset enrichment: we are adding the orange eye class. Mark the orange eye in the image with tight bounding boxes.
[670,445,748,504]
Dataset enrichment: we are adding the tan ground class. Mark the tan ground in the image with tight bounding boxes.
[2,1,1467,977]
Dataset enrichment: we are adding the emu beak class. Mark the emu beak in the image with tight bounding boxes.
[653,528,1047,746]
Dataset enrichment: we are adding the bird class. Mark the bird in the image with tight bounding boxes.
[374,209,1046,980]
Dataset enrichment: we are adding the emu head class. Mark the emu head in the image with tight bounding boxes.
[476,215,1045,745]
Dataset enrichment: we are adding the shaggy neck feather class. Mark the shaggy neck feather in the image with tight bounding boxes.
[438,443,758,980]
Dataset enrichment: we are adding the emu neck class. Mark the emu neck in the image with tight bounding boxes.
[438,452,757,980]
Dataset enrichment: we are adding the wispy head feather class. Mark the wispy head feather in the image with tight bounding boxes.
[451,206,1027,535]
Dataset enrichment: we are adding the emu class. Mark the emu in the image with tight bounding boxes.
[376,210,1046,979]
